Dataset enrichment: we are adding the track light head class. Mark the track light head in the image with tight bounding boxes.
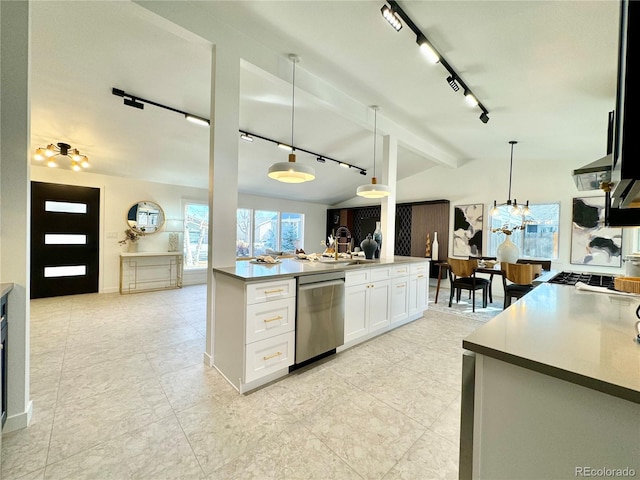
[447,75,460,92]
[316,157,326,163]
[417,35,440,64]
[381,4,402,31]
[464,90,479,107]
[124,98,144,110]
[479,112,490,124]
[240,132,254,142]
[185,115,209,127]
[360,170,367,176]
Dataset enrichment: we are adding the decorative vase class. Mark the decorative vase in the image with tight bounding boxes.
[373,221,382,259]
[425,233,431,258]
[432,232,439,261]
[361,234,378,260]
[497,234,519,264]
[128,241,139,253]
[168,233,179,252]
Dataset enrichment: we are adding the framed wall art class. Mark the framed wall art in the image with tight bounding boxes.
[453,203,483,257]
[571,196,622,267]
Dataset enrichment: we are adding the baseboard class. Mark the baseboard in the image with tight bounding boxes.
[3,400,33,433]
[203,351,213,367]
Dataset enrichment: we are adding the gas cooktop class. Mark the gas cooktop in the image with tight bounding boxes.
[548,271,615,288]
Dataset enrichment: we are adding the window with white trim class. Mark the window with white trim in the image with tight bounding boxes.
[184,202,209,268]
[236,209,304,257]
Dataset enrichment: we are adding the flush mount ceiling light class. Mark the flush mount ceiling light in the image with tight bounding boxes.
[381,4,402,31]
[268,54,315,184]
[380,0,490,124]
[490,141,530,216]
[357,106,391,199]
[112,88,210,127]
[33,142,90,171]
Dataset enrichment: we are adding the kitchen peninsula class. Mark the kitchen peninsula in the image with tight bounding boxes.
[213,256,429,393]
[461,283,640,479]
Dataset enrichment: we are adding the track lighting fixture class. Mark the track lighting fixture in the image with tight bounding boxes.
[381,5,402,31]
[240,133,254,142]
[112,88,210,126]
[239,129,367,176]
[380,1,490,123]
[34,142,90,171]
[357,106,391,199]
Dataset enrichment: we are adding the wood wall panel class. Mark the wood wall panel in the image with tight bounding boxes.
[411,202,449,261]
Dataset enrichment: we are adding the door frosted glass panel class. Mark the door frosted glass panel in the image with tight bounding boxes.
[44,265,87,277]
[44,201,87,214]
[44,234,87,245]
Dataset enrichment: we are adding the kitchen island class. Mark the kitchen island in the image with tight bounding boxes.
[212,256,429,393]
[461,283,640,479]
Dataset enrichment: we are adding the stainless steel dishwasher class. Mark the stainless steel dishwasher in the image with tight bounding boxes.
[296,271,345,365]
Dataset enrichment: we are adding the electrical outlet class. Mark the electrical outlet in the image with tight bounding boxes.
[106,232,118,239]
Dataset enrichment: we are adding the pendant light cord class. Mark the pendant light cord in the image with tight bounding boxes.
[508,141,514,201]
[291,58,296,151]
[373,107,377,178]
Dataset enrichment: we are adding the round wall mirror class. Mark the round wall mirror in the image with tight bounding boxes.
[126,201,165,234]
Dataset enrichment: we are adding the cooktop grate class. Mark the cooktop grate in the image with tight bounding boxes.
[548,271,615,288]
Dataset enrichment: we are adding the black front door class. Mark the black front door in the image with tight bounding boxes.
[30,182,100,299]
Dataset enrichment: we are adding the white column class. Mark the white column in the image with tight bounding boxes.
[0,0,33,431]
[205,44,241,365]
[381,134,398,257]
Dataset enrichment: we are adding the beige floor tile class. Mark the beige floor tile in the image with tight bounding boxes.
[429,395,461,445]
[210,421,363,480]
[61,335,145,372]
[43,414,204,480]
[302,388,425,479]
[382,429,459,480]
[1,412,53,480]
[158,363,238,412]
[176,388,297,475]
[145,336,205,375]
[138,322,203,353]
[47,377,173,464]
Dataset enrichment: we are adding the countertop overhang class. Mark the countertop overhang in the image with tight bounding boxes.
[213,256,429,281]
[463,283,640,404]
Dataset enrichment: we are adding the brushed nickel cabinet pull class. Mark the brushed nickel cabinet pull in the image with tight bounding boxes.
[264,288,284,294]
[263,315,283,323]
[263,351,282,361]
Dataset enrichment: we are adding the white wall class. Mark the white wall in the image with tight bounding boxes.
[31,166,208,292]
[239,193,329,254]
[337,152,637,276]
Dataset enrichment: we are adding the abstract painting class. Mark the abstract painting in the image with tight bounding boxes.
[453,204,483,257]
[571,196,622,266]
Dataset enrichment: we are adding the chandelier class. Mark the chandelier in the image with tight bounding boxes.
[490,141,529,216]
[33,142,90,171]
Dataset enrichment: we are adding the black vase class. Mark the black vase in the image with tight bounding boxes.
[361,234,377,260]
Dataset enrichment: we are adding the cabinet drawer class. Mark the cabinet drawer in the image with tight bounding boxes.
[245,331,295,383]
[345,269,370,286]
[246,297,295,343]
[246,278,295,304]
[392,265,410,277]
[370,267,392,281]
[410,262,429,276]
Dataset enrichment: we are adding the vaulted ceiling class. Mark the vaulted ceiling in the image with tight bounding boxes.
[30,1,620,204]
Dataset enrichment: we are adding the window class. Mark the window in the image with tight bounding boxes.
[236,209,305,257]
[184,202,209,268]
[488,203,560,260]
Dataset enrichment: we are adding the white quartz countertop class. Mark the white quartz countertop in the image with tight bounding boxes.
[463,283,640,404]
[0,282,14,298]
[213,256,429,281]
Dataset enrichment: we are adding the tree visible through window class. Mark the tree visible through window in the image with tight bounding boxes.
[236,209,305,257]
[184,202,209,268]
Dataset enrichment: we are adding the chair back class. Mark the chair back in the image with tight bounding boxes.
[503,262,542,285]
[516,259,551,271]
[448,257,477,278]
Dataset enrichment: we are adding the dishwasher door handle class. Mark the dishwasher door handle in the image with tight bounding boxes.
[297,279,344,291]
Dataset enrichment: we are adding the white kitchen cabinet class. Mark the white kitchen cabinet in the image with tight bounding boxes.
[213,274,296,393]
[344,266,391,346]
[409,262,429,316]
[391,276,410,325]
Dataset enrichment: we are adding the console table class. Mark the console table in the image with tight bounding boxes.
[119,252,183,294]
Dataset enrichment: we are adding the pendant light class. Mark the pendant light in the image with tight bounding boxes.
[267,54,315,183]
[357,106,390,198]
[490,140,530,216]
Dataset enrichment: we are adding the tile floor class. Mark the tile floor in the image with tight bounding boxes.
[2,283,502,480]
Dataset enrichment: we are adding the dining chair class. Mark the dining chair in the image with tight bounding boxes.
[469,255,497,303]
[502,262,543,308]
[448,257,490,312]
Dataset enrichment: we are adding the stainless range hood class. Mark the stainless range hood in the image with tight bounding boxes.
[572,154,612,191]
